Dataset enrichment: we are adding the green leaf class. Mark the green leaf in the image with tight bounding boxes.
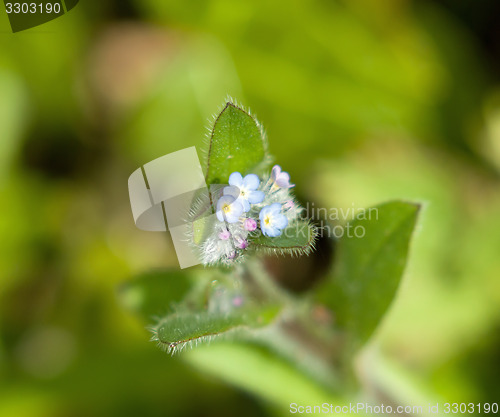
[317,201,420,346]
[118,269,193,320]
[185,343,341,407]
[252,220,317,256]
[205,102,269,185]
[151,306,280,354]
[0,69,28,183]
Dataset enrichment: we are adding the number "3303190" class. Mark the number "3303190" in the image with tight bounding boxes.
[5,3,61,14]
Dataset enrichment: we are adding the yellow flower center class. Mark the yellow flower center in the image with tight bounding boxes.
[222,204,231,213]
[264,216,271,226]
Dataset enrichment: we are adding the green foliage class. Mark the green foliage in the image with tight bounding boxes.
[205,102,269,185]
[2,1,499,415]
[154,313,246,352]
[152,306,280,354]
[142,104,421,367]
[185,343,341,407]
[317,201,420,346]
[121,99,423,411]
[0,69,27,181]
[119,269,193,320]
[253,220,317,256]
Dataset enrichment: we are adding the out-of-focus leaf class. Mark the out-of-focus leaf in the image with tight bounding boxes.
[184,343,344,409]
[317,201,420,346]
[152,305,280,354]
[205,102,269,185]
[118,269,193,320]
[119,33,243,163]
[0,68,28,181]
[252,220,317,256]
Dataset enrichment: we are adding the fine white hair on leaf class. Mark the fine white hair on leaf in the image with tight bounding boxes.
[201,97,272,179]
[149,313,249,356]
[252,219,318,258]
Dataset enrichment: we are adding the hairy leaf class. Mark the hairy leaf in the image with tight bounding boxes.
[205,102,269,185]
[253,220,317,256]
[151,306,280,354]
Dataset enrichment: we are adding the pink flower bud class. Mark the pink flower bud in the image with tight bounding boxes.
[237,239,248,249]
[219,230,231,240]
[244,218,257,231]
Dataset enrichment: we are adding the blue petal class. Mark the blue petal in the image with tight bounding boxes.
[225,212,240,223]
[274,214,288,230]
[238,198,251,213]
[271,165,281,182]
[216,195,243,223]
[223,185,240,199]
[269,203,282,213]
[275,171,292,188]
[259,206,271,221]
[216,195,235,211]
[228,172,243,187]
[247,190,265,204]
[225,201,244,223]
[233,200,244,215]
[262,225,281,237]
[242,174,260,190]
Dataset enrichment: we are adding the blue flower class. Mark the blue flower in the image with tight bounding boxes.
[271,165,294,189]
[223,172,265,212]
[216,195,244,223]
[259,203,288,237]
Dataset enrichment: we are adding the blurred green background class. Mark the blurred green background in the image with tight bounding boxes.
[1,0,499,416]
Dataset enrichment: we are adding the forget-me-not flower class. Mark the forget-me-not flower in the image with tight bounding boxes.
[224,172,265,212]
[259,203,288,237]
[271,165,294,189]
[216,195,243,223]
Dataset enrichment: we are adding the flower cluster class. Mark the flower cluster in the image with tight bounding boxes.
[200,165,302,265]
